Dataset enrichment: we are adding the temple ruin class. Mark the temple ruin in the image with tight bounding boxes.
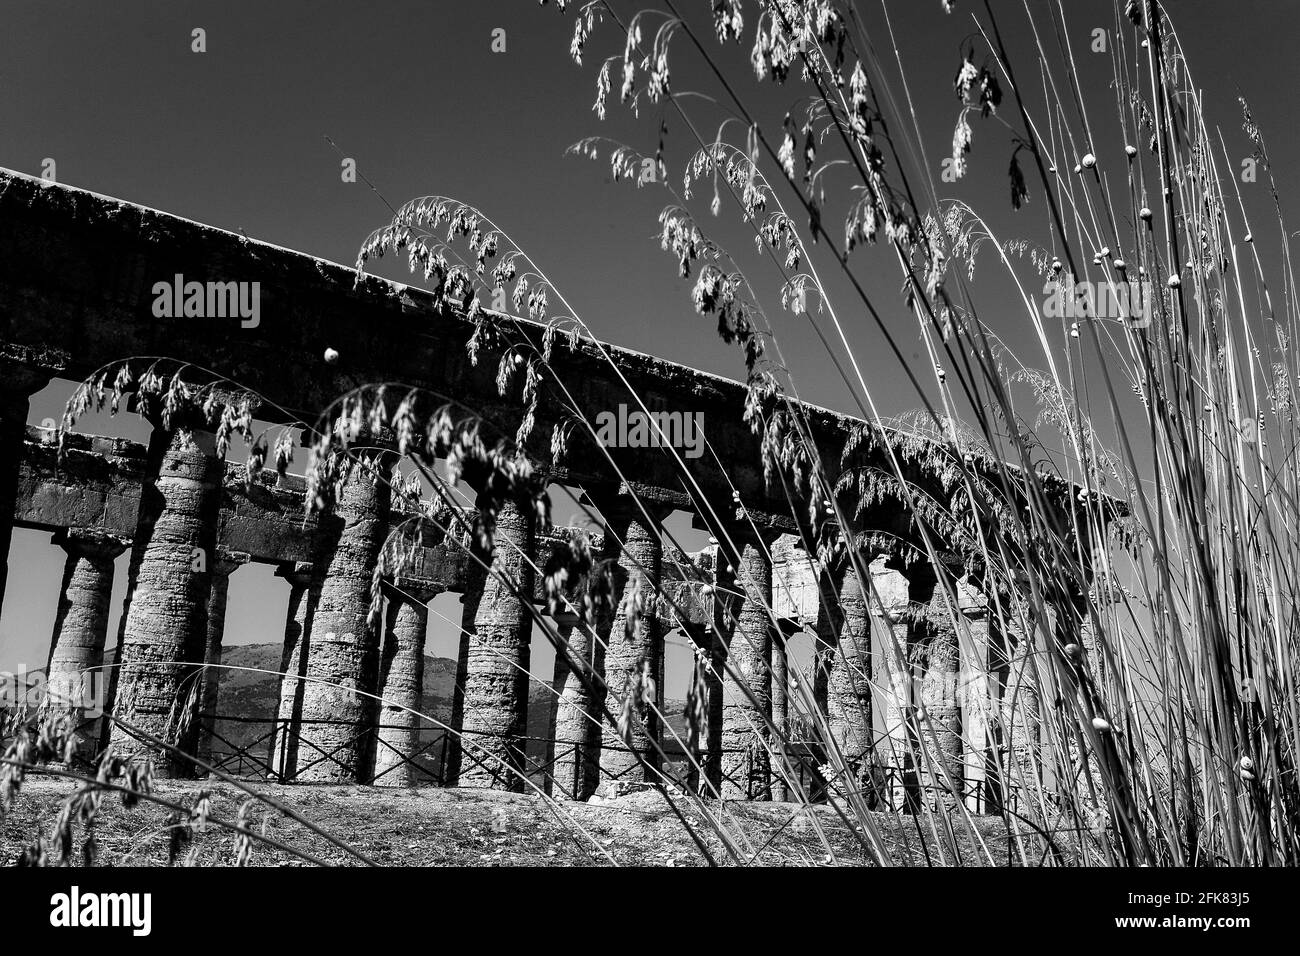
[0,169,1101,810]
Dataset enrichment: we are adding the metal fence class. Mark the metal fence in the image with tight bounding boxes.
[201,713,842,799]
[2,708,1025,812]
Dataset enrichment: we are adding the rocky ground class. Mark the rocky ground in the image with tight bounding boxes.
[1,775,1018,867]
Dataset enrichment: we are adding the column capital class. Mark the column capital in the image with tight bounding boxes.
[381,576,442,605]
[585,485,675,529]
[275,560,318,587]
[53,527,130,561]
[583,480,686,516]
[0,344,65,397]
[708,522,784,576]
[865,554,910,621]
[956,573,990,617]
[212,549,251,578]
[137,383,260,434]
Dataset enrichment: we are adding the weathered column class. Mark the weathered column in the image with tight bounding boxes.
[444,560,485,787]
[999,611,1041,815]
[770,624,790,801]
[719,534,775,800]
[919,579,963,811]
[551,606,610,799]
[702,621,729,797]
[544,621,575,797]
[296,452,392,783]
[812,563,843,725]
[196,549,249,768]
[699,545,732,797]
[267,561,320,780]
[107,423,224,777]
[459,497,535,792]
[43,529,128,762]
[596,498,669,791]
[1071,584,1111,828]
[870,554,915,810]
[956,575,993,813]
[1078,583,1113,695]
[0,355,55,619]
[826,561,872,797]
[372,578,436,786]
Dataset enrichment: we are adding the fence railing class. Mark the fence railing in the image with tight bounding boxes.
[1,708,1034,813]
[0,706,1034,813]
[200,714,848,800]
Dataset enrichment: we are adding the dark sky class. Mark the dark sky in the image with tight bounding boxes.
[3,0,1297,697]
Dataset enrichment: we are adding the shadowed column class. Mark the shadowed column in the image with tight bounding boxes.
[770,624,790,801]
[107,424,224,777]
[1071,584,1111,828]
[548,617,606,800]
[459,498,535,792]
[372,578,437,787]
[919,577,963,811]
[544,621,575,796]
[268,561,321,781]
[196,549,249,768]
[296,455,392,783]
[870,555,915,810]
[702,548,735,797]
[827,561,872,798]
[956,576,992,813]
[1079,582,1115,696]
[598,498,669,790]
[812,562,844,731]
[998,607,1041,816]
[44,529,128,763]
[720,534,775,800]
[445,560,486,787]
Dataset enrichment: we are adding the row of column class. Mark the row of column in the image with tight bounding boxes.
[811,554,1048,814]
[5,404,1051,810]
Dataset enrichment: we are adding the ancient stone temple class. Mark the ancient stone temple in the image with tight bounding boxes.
[0,169,1103,809]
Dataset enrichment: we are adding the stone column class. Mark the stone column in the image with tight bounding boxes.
[107,425,224,777]
[812,563,843,726]
[1078,584,1112,696]
[919,579,963,811]
[444,560,485,787]
[0,358,53,619]
[598,498,669,790]
[196,549,249,768]
[956,576,993,813]
[999,612,1041,815]
[770,624,790,801]
[267,561,320,780]
[459,498,535,792]
[43,529,128,763]
[372,578,436,787]
[720,534,775,800]
[1072,584,1111,828]
[296,453,392,783]
[544,621,575,797]
[870,555,915,810]
[827,562,872,797]
[549,612,608,800]
[702,549,735,797]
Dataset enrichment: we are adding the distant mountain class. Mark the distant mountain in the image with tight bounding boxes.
[208,643,686,783]
[214,642,461,729]
[211,643,503,778]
